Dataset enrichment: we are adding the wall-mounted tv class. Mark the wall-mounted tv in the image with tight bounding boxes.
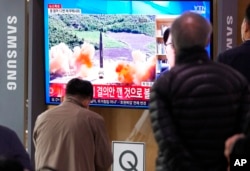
[44,0,212,108]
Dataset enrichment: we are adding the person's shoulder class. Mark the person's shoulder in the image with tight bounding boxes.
[153,65,186,86]
[35,111,46,121]
[218,44,245,58]
[153,71,170,90]
[0,125,18,140]
[79,108,104,121]
[0,125,16,135]
[89,110,104,120]
[154,67,175,82]
[213,61,248,83]
[37,108,55,119]
[213,60,237,72]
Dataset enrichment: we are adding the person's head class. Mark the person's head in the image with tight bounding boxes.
[163,27,175,68]
[65,78,93,107]
[171,12,212,55]
[241,3,250,41]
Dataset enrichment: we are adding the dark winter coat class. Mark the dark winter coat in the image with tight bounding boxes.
[150,47,250,171]
[217,40,250,83]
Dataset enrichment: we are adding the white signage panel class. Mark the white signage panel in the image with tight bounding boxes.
[112,141,145,171]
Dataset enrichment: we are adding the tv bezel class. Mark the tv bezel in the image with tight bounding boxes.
[43,0,214,108]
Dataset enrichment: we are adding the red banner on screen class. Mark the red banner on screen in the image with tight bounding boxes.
[49,83,150,101]
[93,85,150,100]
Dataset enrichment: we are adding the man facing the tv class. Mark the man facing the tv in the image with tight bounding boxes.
[33,78,113,171]
[149,12,250,171]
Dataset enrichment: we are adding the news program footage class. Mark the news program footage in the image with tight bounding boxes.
[44,0,212,108]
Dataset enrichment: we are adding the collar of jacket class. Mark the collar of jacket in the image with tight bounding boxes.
[243,40,250,45]
[64,95,87,108]
[175,46,210,65]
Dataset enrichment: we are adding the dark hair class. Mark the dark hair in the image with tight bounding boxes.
[66,78,93,99]
[163,27,170,45]
[0,156,24,171]
[245,3,250,23]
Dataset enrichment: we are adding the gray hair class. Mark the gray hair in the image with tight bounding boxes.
[171,12,212,52]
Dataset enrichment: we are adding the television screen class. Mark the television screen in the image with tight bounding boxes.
[44,0,212,108]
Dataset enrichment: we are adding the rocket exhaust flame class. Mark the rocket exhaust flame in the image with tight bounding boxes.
[49,41,156,85]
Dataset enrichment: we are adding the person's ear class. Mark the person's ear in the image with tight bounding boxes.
[205,37,211,47]
[82,99,91,109]
[245,21,250,32]
[242,19,249,33]
[61,95,65,103]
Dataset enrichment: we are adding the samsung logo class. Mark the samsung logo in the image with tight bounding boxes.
[226,16,233,49]
[7,16,17,91]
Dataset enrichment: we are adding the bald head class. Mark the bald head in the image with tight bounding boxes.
[171,12,212,53]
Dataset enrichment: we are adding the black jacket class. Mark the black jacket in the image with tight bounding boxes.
[217,41,250,170]
[217,40,250,83]
[150,48,250,171]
